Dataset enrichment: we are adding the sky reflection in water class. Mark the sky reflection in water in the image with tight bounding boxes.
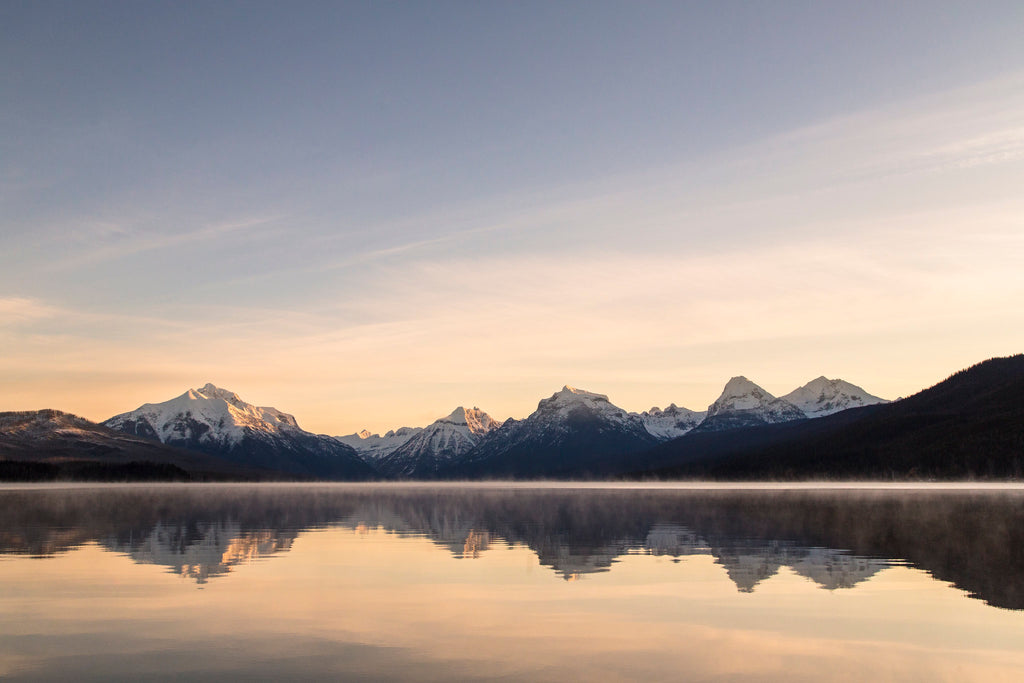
[2,484,1023,681]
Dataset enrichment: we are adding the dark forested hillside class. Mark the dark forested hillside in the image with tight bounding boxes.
[629,355,1024,480]
[0,410,278,481]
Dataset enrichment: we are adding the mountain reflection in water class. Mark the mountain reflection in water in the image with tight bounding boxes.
[1,484,1022,608]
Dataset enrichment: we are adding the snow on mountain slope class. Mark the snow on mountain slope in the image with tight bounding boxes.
[536,386,626,420]
[781,377,889,418]
[104,383,304,448]
[692,377,806,433]
[637,404,706,440]
[103,384,373,479]
[377,407,502,477]
[449,386,660,478]
[335,426,423,461]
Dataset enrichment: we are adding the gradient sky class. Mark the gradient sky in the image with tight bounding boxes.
[2,1,1023,434]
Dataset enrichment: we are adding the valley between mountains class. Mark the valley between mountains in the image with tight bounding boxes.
[2,355,1022,481]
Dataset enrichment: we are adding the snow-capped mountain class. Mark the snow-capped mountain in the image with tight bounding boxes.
[450,386,660,478]
[637,404,706,440]
[378,407,501,478]
[103,383,373,479]
[691,376,807,433]
[781,377,888,418]
[335,426,424,462]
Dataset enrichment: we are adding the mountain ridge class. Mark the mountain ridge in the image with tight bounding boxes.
[11,359,1016,482]
[627,355,1024,480]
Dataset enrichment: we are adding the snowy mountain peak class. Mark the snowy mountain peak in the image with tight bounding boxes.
[104,384,302,448]
[542,386,612,409]
[694,376,806,433]
[781,377,889,418]
[709,377,777,414]
[357,429,373,439]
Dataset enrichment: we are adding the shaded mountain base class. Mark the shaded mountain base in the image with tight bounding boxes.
[0,460,192,482]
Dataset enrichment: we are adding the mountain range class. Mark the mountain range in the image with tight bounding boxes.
[3,355,1020,480]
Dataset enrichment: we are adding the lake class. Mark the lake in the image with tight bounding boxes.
[1,483,1023,681]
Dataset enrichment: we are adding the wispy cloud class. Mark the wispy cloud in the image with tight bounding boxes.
[0,297,60,324]
[43,215,284,271]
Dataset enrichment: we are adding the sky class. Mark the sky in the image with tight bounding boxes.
[2,1,1023,434]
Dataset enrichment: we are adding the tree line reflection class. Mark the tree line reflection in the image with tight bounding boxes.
[1,485,1021,608]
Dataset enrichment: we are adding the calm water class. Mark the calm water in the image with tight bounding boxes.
[2,483,1024,681]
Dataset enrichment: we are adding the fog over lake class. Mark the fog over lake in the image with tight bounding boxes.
[2,483,1023,681]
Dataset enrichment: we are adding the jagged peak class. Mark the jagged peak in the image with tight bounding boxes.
[357,429,373,439]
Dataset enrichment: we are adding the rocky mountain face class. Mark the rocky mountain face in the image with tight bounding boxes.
[449,386,661,478]
[377,407,502,478]
[781,377,888,417]
[690,376,807,433]
[103,383,374,479]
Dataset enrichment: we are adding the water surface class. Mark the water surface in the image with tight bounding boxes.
[1,483,1023,681]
